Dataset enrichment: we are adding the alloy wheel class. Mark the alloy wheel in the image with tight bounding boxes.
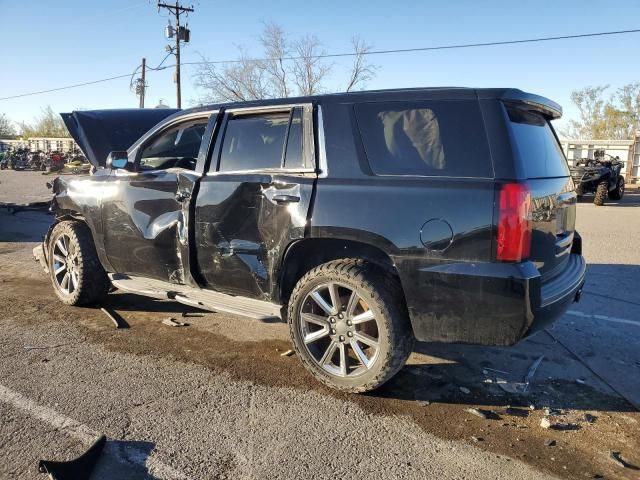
[298,282,380,377]
[52,234,79,295]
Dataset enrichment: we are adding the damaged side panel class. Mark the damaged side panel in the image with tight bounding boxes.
[101,170,189,283]
[194,173,314,301]
[51,172,115,272]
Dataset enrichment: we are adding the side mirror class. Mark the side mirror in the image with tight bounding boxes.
[106,151,131,170]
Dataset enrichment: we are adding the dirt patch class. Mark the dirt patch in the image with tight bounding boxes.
[3,267,638,480]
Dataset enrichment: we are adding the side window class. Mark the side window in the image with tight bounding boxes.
[355,100,492,177]
[219,112,289,172]
[139,118,208,171]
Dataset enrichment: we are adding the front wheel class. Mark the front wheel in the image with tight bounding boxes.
[48,221,110,306]
[288,259,414,393]
[608,176,625,200]
[594,180,608,206]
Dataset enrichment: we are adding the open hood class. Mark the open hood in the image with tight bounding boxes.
[61,109,179,167]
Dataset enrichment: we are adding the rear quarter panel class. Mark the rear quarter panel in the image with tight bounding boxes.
[313,101,524,344]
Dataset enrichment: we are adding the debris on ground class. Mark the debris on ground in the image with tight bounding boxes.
[279,349,294,357]
[494,356,545,395]
[505,407,529,417]
[162,317,189,327]
[541,421,580,431]
[459,386,471,394]
[609,451,640,470]
[470,436,484,442]
[544,439,556,447]
[417,400,430,407]
[576,378,586,385]
[540,418,552,429]
[38,434,106,480]
[544,407,562,416]
[100,308,129,329]
[465,408,487,419]
[583,413,596,423]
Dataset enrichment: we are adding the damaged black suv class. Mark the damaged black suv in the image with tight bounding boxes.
[34,88,585,392]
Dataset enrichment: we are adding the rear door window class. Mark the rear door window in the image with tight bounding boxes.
[506,105,569,178]
[219,112,289,172]
[355,100,492,177]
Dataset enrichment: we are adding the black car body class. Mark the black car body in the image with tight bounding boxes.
[35,87,585,392]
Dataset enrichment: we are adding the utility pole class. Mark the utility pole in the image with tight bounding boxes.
[139,58,146,108]
[157,1,193,109]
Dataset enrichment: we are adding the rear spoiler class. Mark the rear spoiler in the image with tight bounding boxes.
[479,89,562,119]
[61,109,179,167]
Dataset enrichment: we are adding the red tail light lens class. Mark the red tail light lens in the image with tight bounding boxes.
[497,183,532,262]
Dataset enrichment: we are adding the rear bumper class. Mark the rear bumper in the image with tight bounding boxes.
[399,253,585,346]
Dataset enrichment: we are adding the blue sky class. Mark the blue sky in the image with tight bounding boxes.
[1,0,639,131]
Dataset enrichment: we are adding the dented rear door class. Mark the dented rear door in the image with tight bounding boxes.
[194,104,316,301]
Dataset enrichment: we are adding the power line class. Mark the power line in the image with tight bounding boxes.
[1,27,639,102]
[181,27,640,65]
[0,73,135,101]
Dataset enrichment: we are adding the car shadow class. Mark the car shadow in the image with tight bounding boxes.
[103,292,208,315]
[0,210,52,242]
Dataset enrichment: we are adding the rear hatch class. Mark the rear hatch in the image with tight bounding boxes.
[505,103,576,280]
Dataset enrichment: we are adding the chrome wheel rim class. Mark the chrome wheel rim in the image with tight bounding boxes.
[299,282,380,378]
[52,234,79,295]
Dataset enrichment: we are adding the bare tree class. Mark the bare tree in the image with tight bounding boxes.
[291,35,331,96]
[260,22,290,97]
[193,50,270,103]
[345,37,377,92]
[193,23,377,103]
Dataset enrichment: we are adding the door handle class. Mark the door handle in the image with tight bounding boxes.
[175,190,191,202]
[272,194,300,204]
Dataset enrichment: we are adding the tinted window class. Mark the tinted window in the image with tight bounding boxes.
[507,106,569,178]
[355,100,492,177]
[284,108,304,169]
[139,119,207,171]
[219,112,289,171]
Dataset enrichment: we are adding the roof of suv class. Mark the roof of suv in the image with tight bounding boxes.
[181,87,562,119]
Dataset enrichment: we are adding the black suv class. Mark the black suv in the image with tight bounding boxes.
[34,88,585,392]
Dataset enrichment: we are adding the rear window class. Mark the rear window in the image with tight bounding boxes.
[355,100,492,177]
[506,105,569,178]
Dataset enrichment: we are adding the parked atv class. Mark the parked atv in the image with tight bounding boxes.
[570,153,625,206]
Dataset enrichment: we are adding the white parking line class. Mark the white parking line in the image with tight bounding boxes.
[566,310,640,327]
[0,383,190,480]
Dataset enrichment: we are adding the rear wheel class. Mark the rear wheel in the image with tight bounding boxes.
[48,221,110,306]
[593,180,608,206]
[288,259,414,393]
[608,176,625,200]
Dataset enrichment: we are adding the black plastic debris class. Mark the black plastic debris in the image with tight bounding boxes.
[610,451,640,470]
[39,435,106,480]
[100,308,129,329]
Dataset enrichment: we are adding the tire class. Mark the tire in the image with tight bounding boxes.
[593,180,608,206]
[608,176,625,200]
[48,221,110,306]
[288,259,414,393]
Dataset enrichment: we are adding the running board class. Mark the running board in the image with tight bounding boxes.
[109,274,282,321]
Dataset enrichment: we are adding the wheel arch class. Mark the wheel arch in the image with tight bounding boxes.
[278,237,403,306]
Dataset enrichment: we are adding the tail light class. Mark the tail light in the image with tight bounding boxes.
[497,183,532,262]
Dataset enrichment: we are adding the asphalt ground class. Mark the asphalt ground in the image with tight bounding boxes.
[0,170,639,479]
